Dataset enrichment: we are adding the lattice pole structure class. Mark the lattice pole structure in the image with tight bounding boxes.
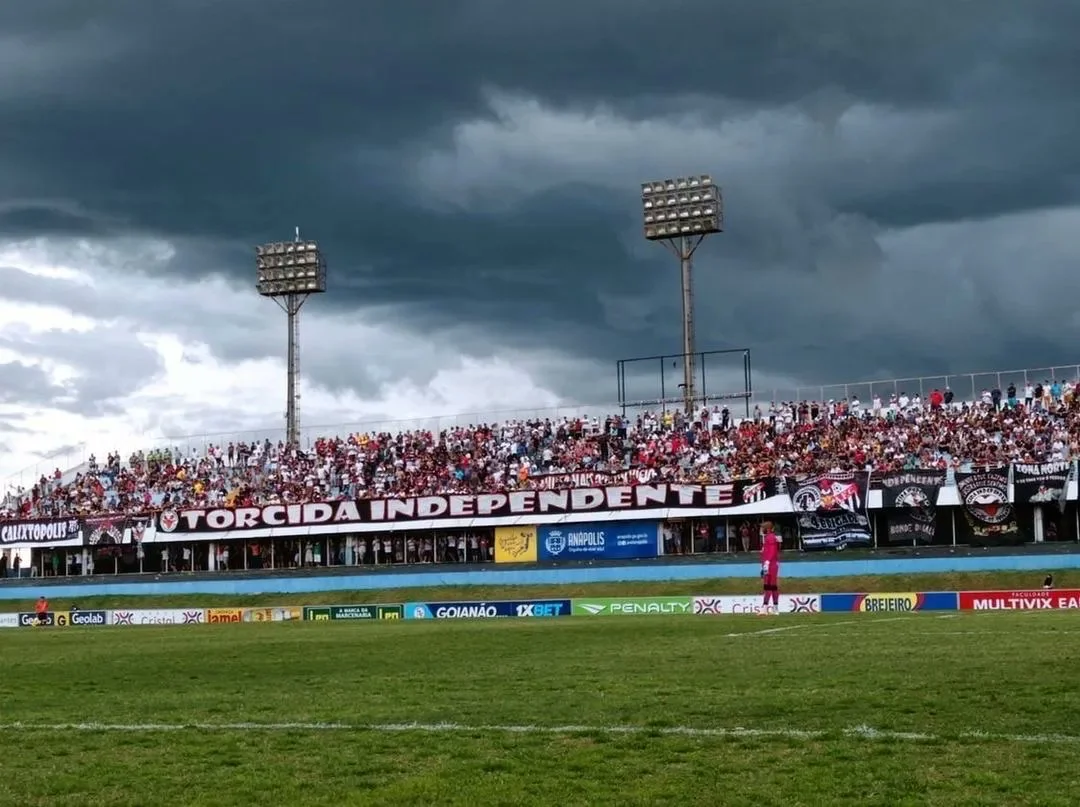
[641,176,723,414]
[255,228,327,445]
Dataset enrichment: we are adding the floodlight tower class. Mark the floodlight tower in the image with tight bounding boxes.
[641,176,723,415]
[255,228,327,446]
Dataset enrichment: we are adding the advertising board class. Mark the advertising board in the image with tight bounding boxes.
[206,608,244,624]
[571,597,692,616]
[691,595,821,615]
[0,613,19,629]
[110,609,206,626]
[244,606,303,622]
[820,593,958,613]
[329,605,380,620]
[494,526,538,564]
[538,521,659,562]
[958,589,1080,611]
[325,604,404,621]
[17,612,51,627]
[53,610,108,627]
[15,611,109,627]
[405,599,571,619]
[303,606,332,621]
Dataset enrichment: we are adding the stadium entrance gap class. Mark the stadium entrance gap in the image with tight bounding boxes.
[616,348,752,419]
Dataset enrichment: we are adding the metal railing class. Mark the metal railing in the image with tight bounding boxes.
[1,445,89,498]
[5,361,1080,492]
[759,365,1080,408]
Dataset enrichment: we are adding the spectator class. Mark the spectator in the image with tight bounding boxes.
[3,382,1079,520]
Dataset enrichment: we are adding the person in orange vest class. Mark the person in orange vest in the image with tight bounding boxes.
[34,596,49,627]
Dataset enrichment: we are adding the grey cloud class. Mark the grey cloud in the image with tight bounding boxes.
[0,262,396,397]
[0,326,164,416]
[0,411,32,433]
[0,265,91,312]
[0,362,68,407]
[0,257,535,402]
[0,1,1079,397]
[36,442,85,461]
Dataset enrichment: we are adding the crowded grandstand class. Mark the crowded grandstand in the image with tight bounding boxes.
[4,379,1076,521]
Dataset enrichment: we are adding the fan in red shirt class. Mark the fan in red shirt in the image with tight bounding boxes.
[760,521,781,614]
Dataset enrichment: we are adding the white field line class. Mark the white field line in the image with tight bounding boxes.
[725,615,916,638]
[871,630,1080,636]
[860,616,915,624]
[727,612,1080,639]
[0,721,1076,745]
[723,624,810,638]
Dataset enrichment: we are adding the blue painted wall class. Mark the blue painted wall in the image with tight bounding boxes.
[0,552,1076,600]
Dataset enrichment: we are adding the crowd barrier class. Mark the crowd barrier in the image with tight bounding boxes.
[2,589,1078,629]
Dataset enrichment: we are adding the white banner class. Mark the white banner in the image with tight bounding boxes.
[109,609,206,626]
[692,594,821,615]
[0,613,19,628]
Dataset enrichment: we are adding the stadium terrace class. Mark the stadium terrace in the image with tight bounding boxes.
[0,386,1078,577]
[8,392,1080,519]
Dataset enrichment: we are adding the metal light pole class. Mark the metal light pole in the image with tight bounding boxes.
[641,176,723,415]
[255,228,327,445]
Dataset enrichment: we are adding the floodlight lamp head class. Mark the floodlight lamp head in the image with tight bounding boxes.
[641,174,723,241]
[255,236,327,297]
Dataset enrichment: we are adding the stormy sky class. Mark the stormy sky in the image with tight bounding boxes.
[1,0,1079,478]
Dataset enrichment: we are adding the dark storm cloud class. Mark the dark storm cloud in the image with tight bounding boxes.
[1,0,1080,394]
[0,202,110,238]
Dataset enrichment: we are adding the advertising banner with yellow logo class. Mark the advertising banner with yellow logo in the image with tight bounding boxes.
[244,606,303,623]
[494,526,537,563]
[47,611,105,627]
[53,610,108,626]
[820,592,958,612]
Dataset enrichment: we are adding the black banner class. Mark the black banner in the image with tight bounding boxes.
[879,470,946,545]
[0,517,81,547]
[128,515,151,544]
[785,471,872,551]
[1013,462,1071,511]
[530,469,658,489]
[955,466,1020,546]
[155,479,782,536]
[84,514,126,545]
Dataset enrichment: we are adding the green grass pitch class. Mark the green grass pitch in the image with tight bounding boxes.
[1,605,1079,805]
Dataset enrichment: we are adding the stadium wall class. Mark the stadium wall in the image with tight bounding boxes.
[1,549,1079,600]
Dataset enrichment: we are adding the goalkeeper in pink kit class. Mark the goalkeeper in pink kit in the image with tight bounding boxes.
[760,521,781,614]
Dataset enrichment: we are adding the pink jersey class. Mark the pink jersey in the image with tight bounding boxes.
[761,532,780,565]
